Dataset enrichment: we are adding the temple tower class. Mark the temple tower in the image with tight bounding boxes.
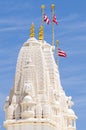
[4,6,77,130]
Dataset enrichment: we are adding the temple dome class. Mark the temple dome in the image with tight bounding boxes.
[23,37,41,46]
[23,95,33,103]
[67,109,75,115]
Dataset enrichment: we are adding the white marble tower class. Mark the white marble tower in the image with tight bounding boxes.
[4,23,77,130]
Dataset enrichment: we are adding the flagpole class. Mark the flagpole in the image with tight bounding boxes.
[51,4,55,47]
[56,40,59,65]
[41,5,45,43]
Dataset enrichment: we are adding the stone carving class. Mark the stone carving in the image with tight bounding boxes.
[24,82,32,95]
[8,104,14,119]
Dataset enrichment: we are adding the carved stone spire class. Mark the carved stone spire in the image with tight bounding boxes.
[4,35,77,130]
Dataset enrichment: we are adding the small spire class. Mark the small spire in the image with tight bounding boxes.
[30,23,35,38]
[38,25,44,40]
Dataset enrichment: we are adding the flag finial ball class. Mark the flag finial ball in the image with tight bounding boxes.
[56,40,59,45]
[41,5,45,9]
[51,4,55,9]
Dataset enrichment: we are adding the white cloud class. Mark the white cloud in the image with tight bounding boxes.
[59,14,79,22]
[0,17,41,33]
[67,49,86,56]
[57,14,86,39]
[0,26,27,32]
[61,21,86,31]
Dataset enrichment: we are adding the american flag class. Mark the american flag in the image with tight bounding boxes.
[58,48,67,57]
[53,15,58,25]
[43,14,50,24]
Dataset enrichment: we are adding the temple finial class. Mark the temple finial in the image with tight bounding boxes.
[41,5,45,10]
[38,25,44,40]
[30,23,35,38]
[51,4,55,10]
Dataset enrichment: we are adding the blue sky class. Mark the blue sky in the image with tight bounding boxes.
[0,0,86,130]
